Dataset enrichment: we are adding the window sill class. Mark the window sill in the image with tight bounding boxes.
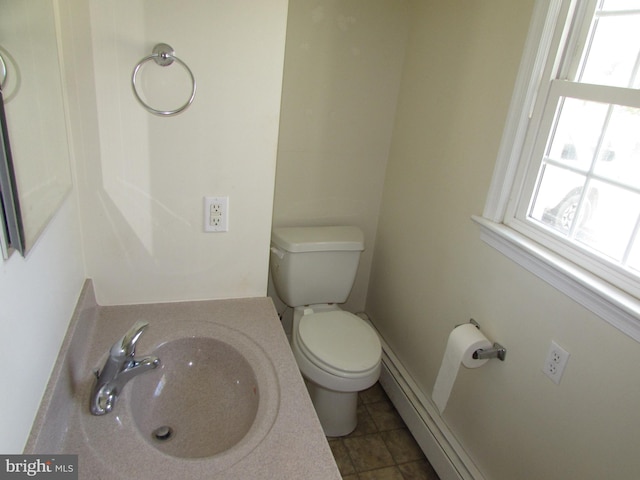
[472,215,640,343]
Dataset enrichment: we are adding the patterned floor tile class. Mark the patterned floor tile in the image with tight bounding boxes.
[326,383,440,480]
[381,428,425,464]
[366,399,405,431]
[343,433,395,472]
[328,438,356,476]
[358,466,405,480]
[397,459,440,480]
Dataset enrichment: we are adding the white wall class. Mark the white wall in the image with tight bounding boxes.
[0,198,84,453]
[0,1,86,453]
[0,0,290,451]
[78,0,289,305]
[271,0,409,313]
[367,1,640,479]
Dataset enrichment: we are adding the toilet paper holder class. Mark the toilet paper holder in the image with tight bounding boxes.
[462,319,507,362]
[473,343,506,361]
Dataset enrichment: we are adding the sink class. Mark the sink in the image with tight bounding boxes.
[26,296,341,479]
[79,319,280,478]
[129,337,260,458]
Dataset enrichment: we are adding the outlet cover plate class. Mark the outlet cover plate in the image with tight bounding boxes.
[543,340,570,384]
[204,196,228,232]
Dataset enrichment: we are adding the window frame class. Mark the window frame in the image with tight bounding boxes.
[475,0,640,342]
[510,80,640,296]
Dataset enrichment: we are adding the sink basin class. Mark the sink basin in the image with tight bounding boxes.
[130,337,260,458]
[79,319,280,478]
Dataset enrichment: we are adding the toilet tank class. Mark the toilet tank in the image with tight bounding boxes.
[270,226,364,307]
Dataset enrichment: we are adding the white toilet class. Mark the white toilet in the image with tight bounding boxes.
[270,226,382,436]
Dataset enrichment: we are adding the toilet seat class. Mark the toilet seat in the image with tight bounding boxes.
[297,311,381,377]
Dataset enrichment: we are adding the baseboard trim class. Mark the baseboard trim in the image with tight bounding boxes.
[376,336,486,480]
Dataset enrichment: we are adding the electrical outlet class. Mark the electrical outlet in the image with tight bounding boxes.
[203,196,229,232]
[542,340,570,384]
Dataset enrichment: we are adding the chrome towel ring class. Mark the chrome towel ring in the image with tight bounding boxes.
[0,52,7,90]
[131,43,196,116]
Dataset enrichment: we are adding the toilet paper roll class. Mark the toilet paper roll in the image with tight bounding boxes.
[432,323,492,413]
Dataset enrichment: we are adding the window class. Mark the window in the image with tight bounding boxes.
[476,0,640,340]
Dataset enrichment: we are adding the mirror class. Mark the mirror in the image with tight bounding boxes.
[0,0,72,255]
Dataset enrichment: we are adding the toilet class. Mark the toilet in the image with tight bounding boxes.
[270,226,382,436]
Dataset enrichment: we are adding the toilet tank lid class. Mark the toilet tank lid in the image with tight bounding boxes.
[271,226,364,253]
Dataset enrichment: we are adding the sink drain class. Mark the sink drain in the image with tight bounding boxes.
[152,426,174,441]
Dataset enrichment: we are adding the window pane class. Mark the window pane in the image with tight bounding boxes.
[579,13,640,88]
[626,233,640,273]
[530,164,589,233]
[574,180,640,261]
[593,104,640,188]
[547,98,608,171]
[601,1,640,12]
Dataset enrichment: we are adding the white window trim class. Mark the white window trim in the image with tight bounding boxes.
[477,0,640,342]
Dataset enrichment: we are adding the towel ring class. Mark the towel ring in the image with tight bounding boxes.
[0,53,7,90]
[131,43,196,116]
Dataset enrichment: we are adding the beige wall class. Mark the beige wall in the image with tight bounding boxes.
[6,1,640,475]
[272,0,409,313]
[79,0,289,305]
[367,1,640,479]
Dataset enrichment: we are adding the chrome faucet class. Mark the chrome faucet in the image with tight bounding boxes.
[90,321,160,416]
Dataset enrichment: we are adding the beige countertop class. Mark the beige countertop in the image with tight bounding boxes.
[26,281,340,479]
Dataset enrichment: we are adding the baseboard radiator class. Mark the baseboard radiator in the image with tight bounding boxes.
[374,327,486,480]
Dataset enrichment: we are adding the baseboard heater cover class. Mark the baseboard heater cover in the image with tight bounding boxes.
[378,344,486,480]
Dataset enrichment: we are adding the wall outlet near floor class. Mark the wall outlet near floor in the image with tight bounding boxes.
[204,196,229,232]
[542,340,570,384]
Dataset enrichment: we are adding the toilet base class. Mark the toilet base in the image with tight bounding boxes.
[305,379,358,437]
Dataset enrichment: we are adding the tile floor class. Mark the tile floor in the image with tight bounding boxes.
[327,383,441,480]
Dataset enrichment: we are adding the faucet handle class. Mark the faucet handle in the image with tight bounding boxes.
[110,321,149,358]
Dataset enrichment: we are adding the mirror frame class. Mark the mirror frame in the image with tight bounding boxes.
[0,85,24,257]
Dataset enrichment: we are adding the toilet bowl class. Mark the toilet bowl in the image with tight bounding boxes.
[269,226,382,436]
[290,305,381,436]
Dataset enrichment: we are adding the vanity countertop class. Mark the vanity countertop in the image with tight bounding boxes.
[25,282,341,479]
